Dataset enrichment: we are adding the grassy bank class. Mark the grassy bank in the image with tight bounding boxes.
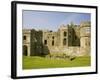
[22,56,91,69]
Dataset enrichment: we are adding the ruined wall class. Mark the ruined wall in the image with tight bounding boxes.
[59,25,68,47]
[23,29,31,56]
[80,21,91,56]
[23,21,91,57]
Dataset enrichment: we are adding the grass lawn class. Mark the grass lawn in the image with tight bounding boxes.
[22,56,91,69]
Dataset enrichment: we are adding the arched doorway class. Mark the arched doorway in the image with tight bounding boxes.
[23,45,28,56]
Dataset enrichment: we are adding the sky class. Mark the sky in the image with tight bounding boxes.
[23,10,91,31]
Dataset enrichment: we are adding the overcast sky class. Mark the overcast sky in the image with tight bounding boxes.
[23,10,90,31]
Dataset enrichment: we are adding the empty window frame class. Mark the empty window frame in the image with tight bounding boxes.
[23,36,26,40]
[52,40,54,46]
[63,38,67,45]
[52,36,54,39]
[44,40,47,45]
[64,31,67,36]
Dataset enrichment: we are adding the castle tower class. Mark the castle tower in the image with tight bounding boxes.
[59,25,68,47]
[67,24,74,46]
[80,21,91,55]
[23,29,31,56]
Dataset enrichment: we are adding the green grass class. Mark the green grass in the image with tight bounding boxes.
[22,56,91,69]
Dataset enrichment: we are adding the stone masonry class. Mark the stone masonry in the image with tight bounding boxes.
[23,21,91,57]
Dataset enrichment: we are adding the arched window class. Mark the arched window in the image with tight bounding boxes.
[23,36,26,40]
[64,31,67,36]
[44,40,47,45]
[52,40,54,46]
[52,36,54,39]
[63,38,66,45]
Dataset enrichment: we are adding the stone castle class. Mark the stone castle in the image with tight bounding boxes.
[23,21,91,57]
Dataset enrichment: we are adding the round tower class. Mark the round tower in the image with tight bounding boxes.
[80,21,91,56]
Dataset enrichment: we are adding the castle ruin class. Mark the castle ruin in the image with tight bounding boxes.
[23,21,91,57]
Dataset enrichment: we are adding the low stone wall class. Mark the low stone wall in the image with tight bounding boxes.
[47,47,90,57]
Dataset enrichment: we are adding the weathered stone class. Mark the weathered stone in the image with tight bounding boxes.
[23,21,91,57]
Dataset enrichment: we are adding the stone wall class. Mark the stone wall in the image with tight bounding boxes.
[23,21,91,57]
